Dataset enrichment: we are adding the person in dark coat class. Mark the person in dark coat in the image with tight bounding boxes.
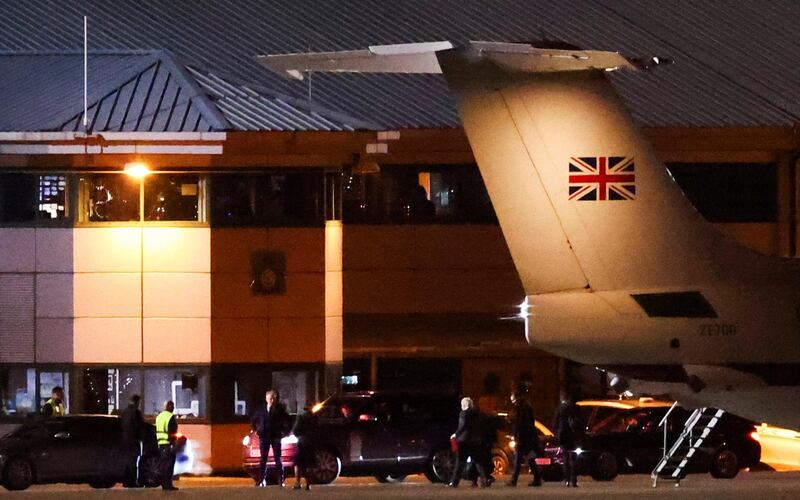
[120,394,145,488]
[554,390,584,487]
[507,391,543,487]
[448,397,489,488]
[291,408,315,490]
[250,389,289,487]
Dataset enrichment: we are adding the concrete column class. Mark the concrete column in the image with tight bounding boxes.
[324,220,343,394]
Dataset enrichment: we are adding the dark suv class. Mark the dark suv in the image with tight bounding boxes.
[0,415,162,491]
[540,399,761,481]
[292,392,460,484]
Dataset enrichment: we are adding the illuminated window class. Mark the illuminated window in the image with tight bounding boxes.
[0,367,36,417]
[143,368,207,418]
[82,174,140,222]
[38,370,70,414]
[37,175,68,220]
[144,174,201,221]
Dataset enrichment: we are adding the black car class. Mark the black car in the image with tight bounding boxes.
[0,415,163,491]
[300,392,460,484]
[541,400,761,481]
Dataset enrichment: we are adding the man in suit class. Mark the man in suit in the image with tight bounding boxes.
[120,394,145,488]
[250,389,289,487]
[448,397,489,488]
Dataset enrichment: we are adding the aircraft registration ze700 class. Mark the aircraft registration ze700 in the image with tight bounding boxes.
[259,41,800,430]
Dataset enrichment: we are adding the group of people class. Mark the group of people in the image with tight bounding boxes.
[119,395,180,491]
[250,389,313,490]
[448,388,584,489]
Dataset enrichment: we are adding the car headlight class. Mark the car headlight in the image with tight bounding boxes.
[281,434,298,445]
[242,435,250,446]
[575,447,584,456]
[508,440,516,450]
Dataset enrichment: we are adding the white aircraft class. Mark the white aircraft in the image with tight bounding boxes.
[259,42,800,430]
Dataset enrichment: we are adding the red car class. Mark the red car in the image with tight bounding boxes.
[242,431,297,484]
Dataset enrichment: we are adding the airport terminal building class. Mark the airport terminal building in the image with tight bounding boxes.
[1,2,799,471]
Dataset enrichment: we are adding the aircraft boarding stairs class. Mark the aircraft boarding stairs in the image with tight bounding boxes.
[651,404,725,487]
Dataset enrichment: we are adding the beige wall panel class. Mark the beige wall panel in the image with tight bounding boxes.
[414,269,524,314]
[268,272,325,318]
[0,228,35,272]
[270,228,325,273]
[325,316,343,363]
[210,424,250,471]
[210,229,269,273]
[412,225,517,270]
[143,227,210,272]
[269,317,325,362]
[36,229,73,272]
[73,228,141,272]
[211,273,269,318]
[211,318,270,362]
[73,318,141,363]
[74,273,141,317]
[343,270,415,314]
[325,271,343,318]
[143,273,210,318]
[36,274,73,318]
[342,226,414,270]
[325,221,343,273]
[143,318,211,363]
[36,318,74,363]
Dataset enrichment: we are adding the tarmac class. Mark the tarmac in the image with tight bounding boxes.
[4,471,800,499]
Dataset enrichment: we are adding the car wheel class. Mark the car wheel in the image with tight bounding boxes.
[89,479,117,489]
[139,455,162,487]
[426,448,457,483]
[710,449,740,479]
[308,448,341,484]
[374,473,407,483]
[492,452,509,476]
[3,458,34,491]
[591,451,619,481]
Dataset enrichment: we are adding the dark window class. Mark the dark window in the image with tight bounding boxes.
[84,174,140,222]
[632,291,717,318]
[667,163,777,222]
[0,367,37,417]
[0,174,36,223]
[144,174,200,221]
[210,172,324,227]
[343,165,497,224]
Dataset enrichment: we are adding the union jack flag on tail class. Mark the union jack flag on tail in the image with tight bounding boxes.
[568,156,635,201]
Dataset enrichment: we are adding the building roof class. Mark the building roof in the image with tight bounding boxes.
[0,0,798,131]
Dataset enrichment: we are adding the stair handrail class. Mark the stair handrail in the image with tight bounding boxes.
[659,401,680,461]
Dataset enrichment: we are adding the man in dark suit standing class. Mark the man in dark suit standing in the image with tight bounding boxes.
[120,394,145,488]
[250,389,289,487]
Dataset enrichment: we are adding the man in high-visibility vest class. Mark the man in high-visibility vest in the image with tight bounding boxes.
[42,387,65,416]
[156,401,179,491]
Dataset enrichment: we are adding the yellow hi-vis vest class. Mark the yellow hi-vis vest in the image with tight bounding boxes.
[46,398,65,416]
[156,410,174,446]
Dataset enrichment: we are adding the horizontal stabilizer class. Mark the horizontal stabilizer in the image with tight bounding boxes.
[258,42,636,79]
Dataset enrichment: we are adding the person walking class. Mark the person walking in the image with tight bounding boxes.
[448,397,489,488]
[554,390,584,488]
[291,407,314,490]
[120,394,145,488]
[507,391,543,487]
[41,387,65,416]
[156,400,179,491]
[250,389,289,487]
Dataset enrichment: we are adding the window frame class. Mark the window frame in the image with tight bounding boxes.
[76,172,208,227]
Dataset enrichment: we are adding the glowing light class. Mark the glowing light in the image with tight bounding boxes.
[575,447,584,455]
[311,402,324,413]
[281,434,298,445]
[242,435,251,446]
[124,161,150,178]
[509,440,516,450]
